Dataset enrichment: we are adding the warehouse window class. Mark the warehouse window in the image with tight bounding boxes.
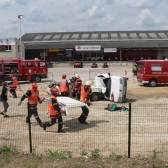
[5,45,11,51]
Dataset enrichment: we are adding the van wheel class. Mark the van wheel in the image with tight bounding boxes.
[91,93,100,101]
[149,80,157,87]
[33,76,41,82]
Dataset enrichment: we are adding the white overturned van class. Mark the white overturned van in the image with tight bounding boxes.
[91,74,128,103]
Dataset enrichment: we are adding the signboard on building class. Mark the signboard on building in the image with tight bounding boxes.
[48,48,64,52]
[75,45,101,51]
[104,48,117,53]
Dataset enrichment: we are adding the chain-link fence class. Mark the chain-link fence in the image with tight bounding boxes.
[0,100,168,158]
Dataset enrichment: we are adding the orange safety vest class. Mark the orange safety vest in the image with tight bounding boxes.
[10,77,18,88]
[80,85,91,102]
[74,78,82,91]
[28,88,39,105]
[48,95,60,118]
[59,79,69,92]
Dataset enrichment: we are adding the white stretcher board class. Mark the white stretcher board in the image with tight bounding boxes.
[45,96,90,115]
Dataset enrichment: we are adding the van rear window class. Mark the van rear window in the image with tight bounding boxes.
[151,64,162,71]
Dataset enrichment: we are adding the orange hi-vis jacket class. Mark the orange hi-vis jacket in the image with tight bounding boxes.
[48,95,60,118]
[74,78,82,91]
[28,88,39,105]
[59,79,69,92]
[10,77,18,89]
[80,85,91,102]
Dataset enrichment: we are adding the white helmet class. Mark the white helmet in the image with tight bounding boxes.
[85,80,92,86]
[74,73,80,78]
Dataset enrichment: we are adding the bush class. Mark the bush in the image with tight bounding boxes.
[0,145,18,154]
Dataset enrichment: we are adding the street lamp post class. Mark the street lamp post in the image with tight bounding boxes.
[18,15,23,59]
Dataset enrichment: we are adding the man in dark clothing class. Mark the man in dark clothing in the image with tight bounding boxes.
[68,76,76,97]
[72,74,82,100]
[42,87,65,133]
[0,82,9,117]
[18,83,43,127]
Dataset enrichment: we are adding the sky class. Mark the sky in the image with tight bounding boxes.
[0,0,168,38]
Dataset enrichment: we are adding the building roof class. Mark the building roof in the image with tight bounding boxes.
[22,30,168,49]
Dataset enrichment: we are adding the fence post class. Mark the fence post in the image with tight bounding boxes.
[128,103,131,158]
[27,103,33,153]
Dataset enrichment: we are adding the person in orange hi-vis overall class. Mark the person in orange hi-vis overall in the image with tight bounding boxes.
[42,87,65,133]
[78,81,92,124]
[9,74,18,98]
[58,74,69,96]
[80,81,92,106]
[18,83,43,127]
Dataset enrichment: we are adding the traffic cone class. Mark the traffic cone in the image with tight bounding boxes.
[107,92,114,110]
[110,92,114,102]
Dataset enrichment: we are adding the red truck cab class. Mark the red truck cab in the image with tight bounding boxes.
[0,58,48,84]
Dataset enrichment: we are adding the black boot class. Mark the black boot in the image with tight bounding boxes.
[13,92,17,98]
[35,116,43,127]
[58,124,65,133]
[42,123,47,131]
[78,107,89,124]
[42,122,53,131]
[78,116,89,124]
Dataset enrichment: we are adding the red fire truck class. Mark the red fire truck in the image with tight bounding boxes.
[137,59,168,87]
[0,58,48,84]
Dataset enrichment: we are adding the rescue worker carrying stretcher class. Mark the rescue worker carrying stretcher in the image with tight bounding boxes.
[58,74,69,96]
[18,83,43,127]
[42,87,65,133]
[72,74,82,100]
[80,81,92,106]
[9,74,18,98]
